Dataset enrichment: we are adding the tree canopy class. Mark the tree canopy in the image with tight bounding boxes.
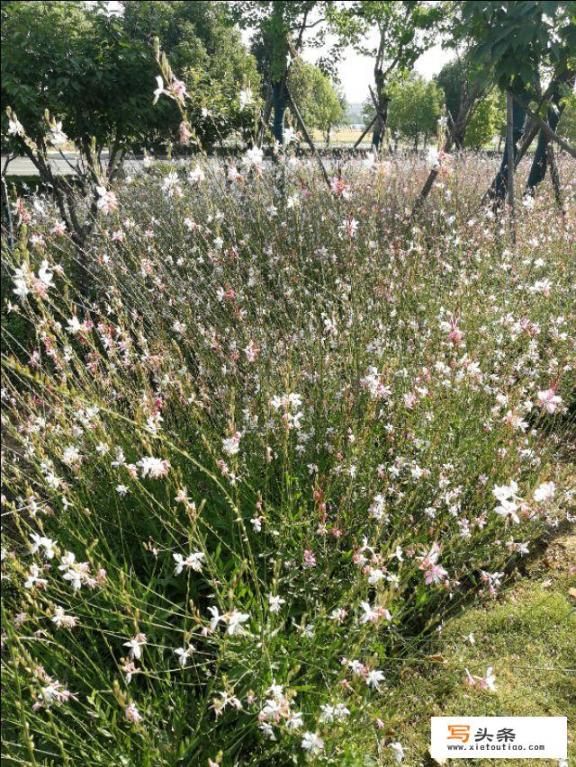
[1,0,260,153]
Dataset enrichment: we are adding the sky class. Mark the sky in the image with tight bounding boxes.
[309,43,452,104]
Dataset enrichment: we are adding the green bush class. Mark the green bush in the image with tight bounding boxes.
[2,153,575,765]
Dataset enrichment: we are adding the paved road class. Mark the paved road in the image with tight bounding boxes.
[2,153,147,176]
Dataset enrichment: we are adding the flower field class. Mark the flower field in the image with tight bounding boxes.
[2,152,575,766]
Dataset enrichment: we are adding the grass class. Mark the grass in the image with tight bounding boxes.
[383,532,576,765]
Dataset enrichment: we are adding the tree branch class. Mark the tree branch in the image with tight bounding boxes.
[511,93,576,160]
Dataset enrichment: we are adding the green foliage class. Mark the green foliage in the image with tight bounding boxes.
[3,154,574,765]
[557,91,576,143]
[234,2,325,83]
[387,74,444,145]
[456,1,576,98]
[327,1,445,72]
[364,73,444,147]
[288,61,345,140]
[464,91,505,149]
[1,0,260,152]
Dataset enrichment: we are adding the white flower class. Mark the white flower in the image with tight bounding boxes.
[138,456,170,479]
[368,568,385,585]
[494,498,520,524]
[173,551,205,575]
[174,644,195,667]
[537,388,563,414]
[226,609,250,636]
[319,703,350,723]
[483,666,497,691]
[8,116,25,136]
[29,533,56,560]
[24,564,48,589]
[286,711,304,730]
[49,120,68,147]
[96,186,118,214]
[51,606,78,629]
[533,481,555,503]
[67,316,84,335]
[62,445,81,466]
[283,126,298,145]
[161,171,181,198]
[188,165,205,184]
[37,260,54,287]
[493,481,519,503]
[123,633,147,660]
[222,432,242,457]
[366,669,385,689]
[153,75,166,104]
[301,731,324,754]
[242,146,264,172]
[207,605,222,631]
[389,742,405,763]
[493,481,521,523]
[125,702,143,723]
[268,594,286,613]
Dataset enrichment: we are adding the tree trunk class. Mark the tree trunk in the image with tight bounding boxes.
[490,97,525,201]
[506,91,516,242]
[371,70,389,150]
[272,80,288,145]
[546,143,564,214]
[525,94,564,192]
[258,82,273,146]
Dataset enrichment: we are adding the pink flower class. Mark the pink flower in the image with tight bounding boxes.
[124,702,143,723]
[303,549,316,568]
[423,563,448,585]
[331,176,350,199]
[96,186,118,215]
[537,387,563,414]
[169,78,187,100]
[179,121,193,145]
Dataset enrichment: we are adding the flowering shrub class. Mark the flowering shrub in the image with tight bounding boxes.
[2,153,575,765]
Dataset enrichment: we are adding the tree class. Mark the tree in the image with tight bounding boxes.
[456,1,576,198]
[328,1,444,150]
[435,52,496,148]
[463,90,504,149]
[386,73,443,150]
[123,1,260,150]
[288,60,345,144]
[1,1,260,245]
[235,1,327,145]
